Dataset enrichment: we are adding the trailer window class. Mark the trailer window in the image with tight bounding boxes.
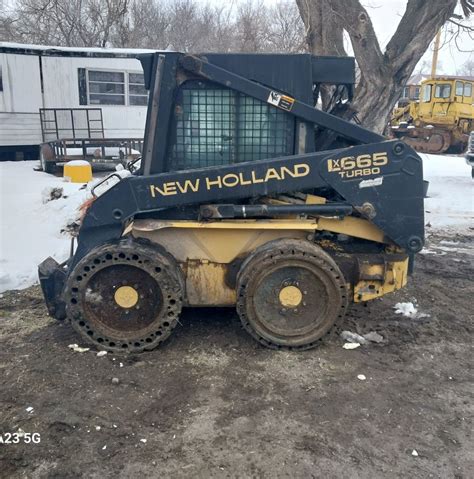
[128,73,148,106]
[0,65,3,92]
[168,84,294,170]
[414,86,420,99]
[455,81,464,96]
[422,84,431,102]
[434,84,451,99]
[464,82,472,97]
[88,70,125,105]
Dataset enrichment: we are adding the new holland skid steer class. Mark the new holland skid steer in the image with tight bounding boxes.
[39,53,425,352]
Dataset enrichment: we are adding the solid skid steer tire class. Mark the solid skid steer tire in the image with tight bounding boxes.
[236,239,348,350]
[64,238,185,353]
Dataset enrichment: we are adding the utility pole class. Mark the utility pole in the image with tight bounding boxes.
[431,30,442,78]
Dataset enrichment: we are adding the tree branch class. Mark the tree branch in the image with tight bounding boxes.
[323,0,385,77]
[385,0,458,76]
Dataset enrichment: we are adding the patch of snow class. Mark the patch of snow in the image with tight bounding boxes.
[419,248,440,255]
[97,351,107,357]
[343,342,360,350]
[68,344,90,353]
[0,41,165,55]
[357,374,366,381]
[0,162,91,293]
[394,302,418,318]
[394,301,430,319]
[411,449,419,457]
[421,154,473,233]
[65,160,91,167]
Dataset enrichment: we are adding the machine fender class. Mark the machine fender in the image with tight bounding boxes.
[319,140,425,253]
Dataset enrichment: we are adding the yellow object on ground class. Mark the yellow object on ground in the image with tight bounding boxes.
[64,160,92,183]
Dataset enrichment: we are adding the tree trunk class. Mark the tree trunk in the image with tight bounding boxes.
[295,0,464,133]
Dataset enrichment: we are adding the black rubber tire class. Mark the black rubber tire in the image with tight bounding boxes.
[236,239,348,350]
[64,238,185,352]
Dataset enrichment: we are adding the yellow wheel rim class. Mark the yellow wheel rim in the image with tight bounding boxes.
[114,286,139,309]
[279,285,303,308]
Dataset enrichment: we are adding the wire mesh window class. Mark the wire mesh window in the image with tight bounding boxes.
[168,83,295,170]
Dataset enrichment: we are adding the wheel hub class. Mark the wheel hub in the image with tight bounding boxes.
[114,285,139,309]
[278,285,303,308]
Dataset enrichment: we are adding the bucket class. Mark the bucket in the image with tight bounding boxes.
[64,160,92,183]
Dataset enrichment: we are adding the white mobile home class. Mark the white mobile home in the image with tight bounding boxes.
[0,43,158,161]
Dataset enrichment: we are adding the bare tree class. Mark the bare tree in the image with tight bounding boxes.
[4,0,129,47]
[233,0,271,52]
[1,0,305,54]
[267,1,306,53]
[296,0,474,132]
[459,57,474,76]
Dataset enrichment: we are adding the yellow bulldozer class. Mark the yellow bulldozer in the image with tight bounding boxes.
[389,76,474,154]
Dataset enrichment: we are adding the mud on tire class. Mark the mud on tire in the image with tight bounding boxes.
[64,238,185,353]
[236,239,348,350]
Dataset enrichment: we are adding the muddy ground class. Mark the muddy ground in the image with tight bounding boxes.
[0,233,472,479]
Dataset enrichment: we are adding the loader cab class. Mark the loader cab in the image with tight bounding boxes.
[420,77,474,105]
[138,52,357,175]
[418,77,474,123]
[454,80,473,104]
[420,80,452,104]
[167,80,296,171]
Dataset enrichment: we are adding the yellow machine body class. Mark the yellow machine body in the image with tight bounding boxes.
[131,219,408,307]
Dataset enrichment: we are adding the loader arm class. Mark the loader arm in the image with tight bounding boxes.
[73,139,423,267]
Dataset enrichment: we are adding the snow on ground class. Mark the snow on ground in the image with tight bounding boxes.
[421,153,473,233]
[394,302,418,318]
[0,162,90,293]
[0,153,472,293]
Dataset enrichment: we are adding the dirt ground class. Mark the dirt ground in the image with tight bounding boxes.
[0,232,472,479]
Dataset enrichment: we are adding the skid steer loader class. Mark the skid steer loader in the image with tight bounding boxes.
[38,53,425,352]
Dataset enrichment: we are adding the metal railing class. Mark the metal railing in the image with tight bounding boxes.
[40,108,105,142]
[44,137,143,164]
